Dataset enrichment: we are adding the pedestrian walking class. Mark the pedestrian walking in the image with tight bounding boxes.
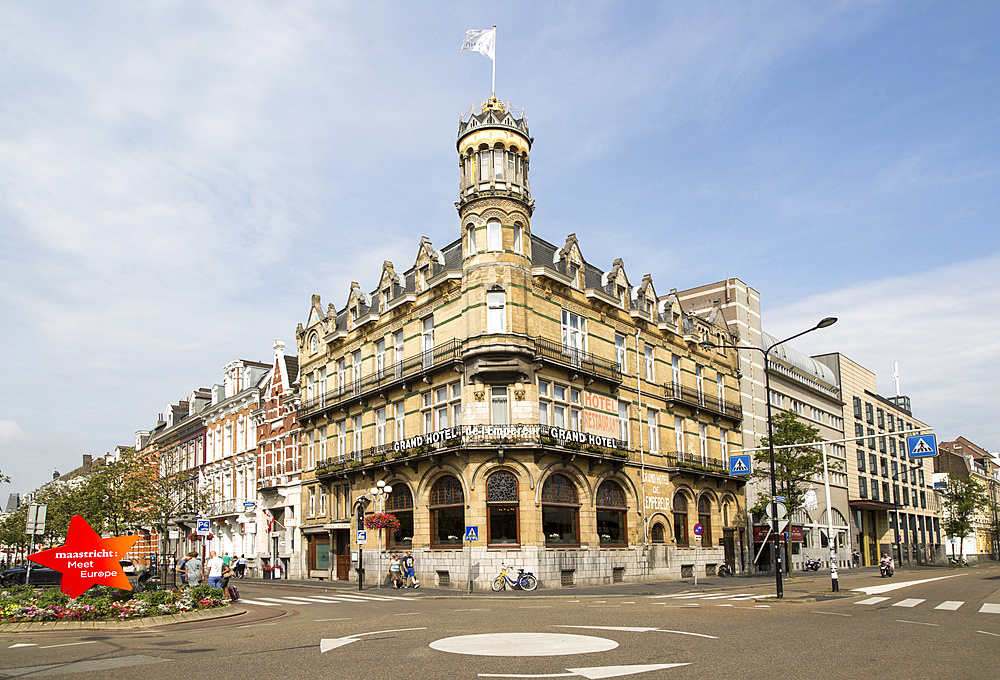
[206,550,225,589]
[401,550,419,588]
[177,553,189,586]
[236,554,247,578]
[184,551,203,588]
[387,553,403,589]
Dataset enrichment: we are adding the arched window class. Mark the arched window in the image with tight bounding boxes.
[467,223,477,255]
[698,496,713,546]
[386,485,413,548]
[429,476,464,547]
[542,474,579,546]
[673,494,688,547]
[596,480,627,546]
[651,523,666,543]
[309,333,319,355]
[487,470,519,545]
[487,218,502,251]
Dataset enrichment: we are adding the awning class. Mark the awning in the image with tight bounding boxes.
[849,499,897,511]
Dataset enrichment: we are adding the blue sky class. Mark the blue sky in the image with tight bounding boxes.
[1,1,997,496]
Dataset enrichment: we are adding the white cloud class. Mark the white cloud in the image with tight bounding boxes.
[764,255,1000,452]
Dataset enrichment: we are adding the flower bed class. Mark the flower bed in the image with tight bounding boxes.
[0,584,227,623]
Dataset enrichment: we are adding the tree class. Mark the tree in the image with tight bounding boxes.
[940,475,988,562]
[78,448,155,536]
[753,411,835,516]
[133,446,212,558]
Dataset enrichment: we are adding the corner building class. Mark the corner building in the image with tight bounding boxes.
[296,97,746,588]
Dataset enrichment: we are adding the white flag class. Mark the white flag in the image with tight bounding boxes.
[461,28,495,61]
[800,486,819,512]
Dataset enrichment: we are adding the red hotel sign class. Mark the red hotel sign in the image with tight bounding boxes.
[753,525,805,543]
[27,515,139,598]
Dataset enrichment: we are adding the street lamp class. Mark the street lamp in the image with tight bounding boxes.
[369,480,393,588]
[702,316,837,599]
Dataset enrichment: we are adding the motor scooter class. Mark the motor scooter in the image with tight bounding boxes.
[803,557,822,571]
[879,559,894,577]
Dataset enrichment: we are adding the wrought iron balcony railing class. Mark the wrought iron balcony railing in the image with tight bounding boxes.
[664,382,742,421]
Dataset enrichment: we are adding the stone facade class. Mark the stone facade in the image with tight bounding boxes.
[294,96,747,589]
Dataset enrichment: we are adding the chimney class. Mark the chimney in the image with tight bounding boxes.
[82,454,93,473]
[52,470,60,480]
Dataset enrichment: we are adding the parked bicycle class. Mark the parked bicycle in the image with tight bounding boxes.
[491,563,538,591]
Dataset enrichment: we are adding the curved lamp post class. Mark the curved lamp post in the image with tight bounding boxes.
[702,316,837,599]
[369,480,393,588]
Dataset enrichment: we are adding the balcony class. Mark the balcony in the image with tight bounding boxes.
[533,337,622,386]
[664,382,742,423]
[314,424,631,478]
[659,451,735,479]
[299,340,463,419]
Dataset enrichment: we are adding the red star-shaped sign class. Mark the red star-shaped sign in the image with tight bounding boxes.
[28,515,140,598]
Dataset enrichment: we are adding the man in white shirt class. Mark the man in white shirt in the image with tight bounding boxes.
[206,551,225,589]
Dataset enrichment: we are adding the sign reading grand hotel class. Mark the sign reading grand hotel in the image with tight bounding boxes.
[391,422,626,454]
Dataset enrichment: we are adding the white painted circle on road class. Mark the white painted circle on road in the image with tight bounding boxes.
[430,632,618,657]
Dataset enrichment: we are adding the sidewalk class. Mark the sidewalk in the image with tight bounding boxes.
[235,562,955,599]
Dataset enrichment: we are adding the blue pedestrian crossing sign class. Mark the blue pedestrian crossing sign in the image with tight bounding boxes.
[729,455,752,476]
[907,433,937,458]
[464,526,479,542]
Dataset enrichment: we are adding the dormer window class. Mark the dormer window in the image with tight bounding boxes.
[569,264,579,289]
[617,285,627,307]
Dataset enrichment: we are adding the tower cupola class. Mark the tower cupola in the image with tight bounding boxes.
[457,96,534,262]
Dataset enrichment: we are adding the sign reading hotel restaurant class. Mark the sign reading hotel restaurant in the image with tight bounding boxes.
[583,391,619,439]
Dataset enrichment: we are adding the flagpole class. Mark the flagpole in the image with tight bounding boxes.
[492,25,496,96]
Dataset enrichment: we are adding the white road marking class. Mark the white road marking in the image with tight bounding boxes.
[237,622,277,628]
[477,664,691,679]
[935,601,964,611]
[453,608,488,612]
[897,620,938,626]
[431,632,619,657]
[259,597,296,603]
[394,612,422,616]
[892,599,926,608]
[656,629,718,639]
[979,604,1000,614]
[555,625,660,633]
[320,627,427,653]
[316,618,352,621]
[852,574,960,595]
[700,593,752,600]
[977,630,1000,637]
[814,611,852,617]
[856,597,890,605]
[237,598,281,606]
[39,641,98,649]
[284,596,336,603]
[8,643,36,648]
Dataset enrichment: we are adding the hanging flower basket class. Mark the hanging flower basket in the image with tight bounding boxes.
[363,512,401,533]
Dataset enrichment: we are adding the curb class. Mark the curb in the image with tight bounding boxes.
[0,604,243,633]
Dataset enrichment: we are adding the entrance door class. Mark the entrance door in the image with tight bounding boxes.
[722,528,736,572]
[335,529,350,580]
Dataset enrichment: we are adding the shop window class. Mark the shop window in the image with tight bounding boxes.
[487,470,519,546]
[430,476,464,547]
[542,474,579,546]
[596,480,627,546]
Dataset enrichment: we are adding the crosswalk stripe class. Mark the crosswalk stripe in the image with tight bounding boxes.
[856,597,890,605]
[324,593,399,602]
[700,593,752,600]
[727,596,761,601]
[284,596,336,603]
[979,604,1000,614]
[238,599,281,607]
[935,601,964,611]
[892,598,925,608]
[259,597,299,603]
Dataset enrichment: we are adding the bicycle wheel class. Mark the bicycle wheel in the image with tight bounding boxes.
[491,575,506,591]
[519,574,538,591]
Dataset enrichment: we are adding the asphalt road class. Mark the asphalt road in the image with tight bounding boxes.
[3,564,999,679]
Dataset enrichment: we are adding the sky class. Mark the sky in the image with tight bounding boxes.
[1,1,997,497]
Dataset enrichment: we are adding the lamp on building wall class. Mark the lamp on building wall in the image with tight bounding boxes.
[369,480,393,588]
[702,316,837,599]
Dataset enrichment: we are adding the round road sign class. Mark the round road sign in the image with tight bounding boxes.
[693,523,703,536]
